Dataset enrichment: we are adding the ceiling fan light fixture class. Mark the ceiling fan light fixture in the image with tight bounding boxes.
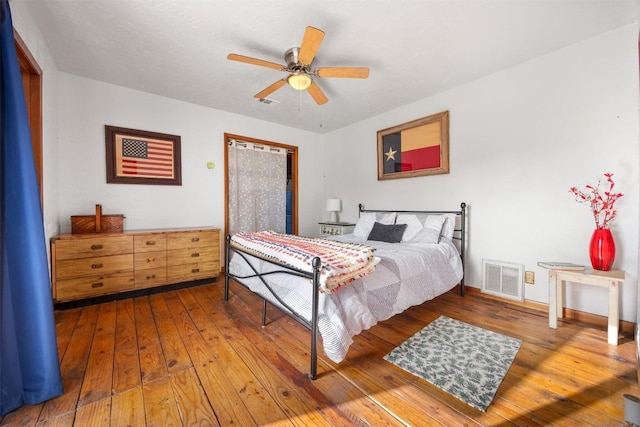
[287,72,312,90]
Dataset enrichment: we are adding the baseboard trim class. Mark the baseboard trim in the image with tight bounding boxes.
[465,286,635,334]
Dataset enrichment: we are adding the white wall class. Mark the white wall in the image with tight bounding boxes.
[56,74,324,238]
[323,23,640,322]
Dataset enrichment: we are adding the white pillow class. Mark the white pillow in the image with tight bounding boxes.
[396,214,423,242]
[411,215,447,244]
[440,213,457,240]
[353,212,396,239]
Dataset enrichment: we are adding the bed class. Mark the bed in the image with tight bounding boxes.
[224,202,466,379]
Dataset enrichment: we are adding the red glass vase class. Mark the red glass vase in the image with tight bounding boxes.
[589,228,615,271]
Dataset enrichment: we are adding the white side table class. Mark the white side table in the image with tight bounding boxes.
[547,268,625,345]
[318,222,355,236]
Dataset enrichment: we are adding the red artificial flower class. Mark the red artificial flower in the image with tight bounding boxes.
[569,173,623,229]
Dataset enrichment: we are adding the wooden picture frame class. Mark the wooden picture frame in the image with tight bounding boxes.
[377,110,449,180]
[105,125,182,185]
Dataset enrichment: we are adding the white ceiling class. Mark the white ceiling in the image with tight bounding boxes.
[20,0,638,134]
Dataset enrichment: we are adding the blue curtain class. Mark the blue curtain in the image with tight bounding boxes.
[1,0,63,415]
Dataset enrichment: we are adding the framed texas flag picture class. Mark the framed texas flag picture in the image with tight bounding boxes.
[105,125,182,185]
[377,111,449,180]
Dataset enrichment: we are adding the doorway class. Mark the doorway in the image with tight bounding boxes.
[224,133,298,239]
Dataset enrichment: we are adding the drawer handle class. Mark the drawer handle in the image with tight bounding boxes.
[91,263,103,269]
[90,244,103,250]
[191,237,200,242]
[191,252,200,258]
[191,268,200,273]
[147,257,155,262]
[146,274,156,280]
[146,241,156,246]
[91,282,104,288]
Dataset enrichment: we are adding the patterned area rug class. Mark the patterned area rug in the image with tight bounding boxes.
[384,315,521,412]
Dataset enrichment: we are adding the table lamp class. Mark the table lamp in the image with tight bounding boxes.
[326,198,341,223]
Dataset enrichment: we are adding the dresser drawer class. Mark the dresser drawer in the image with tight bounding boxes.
[135,267,167,289]
[166,247,218,266]
[55,272,134,301]
[55,254,133,280]
[55,236,133,260]
[167,230,218,250]
[134,234,167,253]
[167,261,218,283]
[134,250,166,270]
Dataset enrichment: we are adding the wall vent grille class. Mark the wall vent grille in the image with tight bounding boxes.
[481,259,524,301]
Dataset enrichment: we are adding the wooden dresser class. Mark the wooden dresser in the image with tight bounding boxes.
[51,227,220,303]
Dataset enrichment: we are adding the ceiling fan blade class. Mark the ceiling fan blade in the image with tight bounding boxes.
[227,53,284,71]
[254,79,287,99]
[306,81,328,105]
[298,26,325,65]
[315,67,370,79]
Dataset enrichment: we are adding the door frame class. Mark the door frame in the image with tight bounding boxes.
[15,29,43,205]
[223,133,299,239]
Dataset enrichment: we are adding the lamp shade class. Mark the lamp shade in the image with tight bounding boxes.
[325,198,341,212]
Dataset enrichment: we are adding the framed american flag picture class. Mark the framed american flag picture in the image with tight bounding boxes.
[377,111,449,180]
[105,125,182,185]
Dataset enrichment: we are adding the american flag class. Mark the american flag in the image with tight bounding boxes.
[117,137,174,178]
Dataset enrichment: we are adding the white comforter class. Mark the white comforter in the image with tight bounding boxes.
[228,234,464,363]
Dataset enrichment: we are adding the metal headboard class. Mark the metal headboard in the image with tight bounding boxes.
[357,202,467,295]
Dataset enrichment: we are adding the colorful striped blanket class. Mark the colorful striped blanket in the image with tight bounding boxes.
[229,231,380,293]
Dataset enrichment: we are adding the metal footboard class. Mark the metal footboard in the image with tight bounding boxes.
[224,235,322,379]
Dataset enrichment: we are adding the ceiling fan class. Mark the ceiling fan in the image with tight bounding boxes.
[227,26,370,105]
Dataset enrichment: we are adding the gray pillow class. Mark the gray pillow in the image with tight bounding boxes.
[367,222,407,243]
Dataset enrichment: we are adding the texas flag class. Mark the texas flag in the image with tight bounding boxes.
[382,120,441,174]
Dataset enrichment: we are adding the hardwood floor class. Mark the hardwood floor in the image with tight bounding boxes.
[1,278,638,426]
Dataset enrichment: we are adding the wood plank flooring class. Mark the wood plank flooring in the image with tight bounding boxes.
[1,278,639,426]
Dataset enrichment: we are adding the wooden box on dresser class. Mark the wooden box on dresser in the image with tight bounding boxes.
[51,227,220,303]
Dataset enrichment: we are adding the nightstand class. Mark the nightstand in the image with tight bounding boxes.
[319,222,355,236]
[547,268,625,345]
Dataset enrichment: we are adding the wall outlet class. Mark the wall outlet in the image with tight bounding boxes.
[524,271,535,284]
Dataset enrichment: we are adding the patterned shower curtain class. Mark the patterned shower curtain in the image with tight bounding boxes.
[228,139,287,235]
